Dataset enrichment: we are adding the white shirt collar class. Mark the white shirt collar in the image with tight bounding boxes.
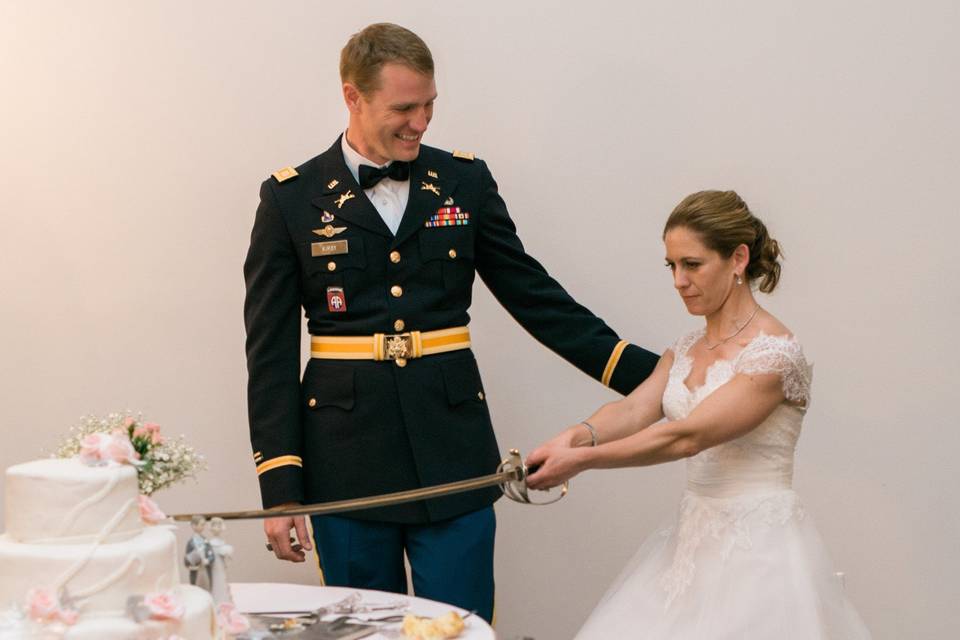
[341,130,391,186]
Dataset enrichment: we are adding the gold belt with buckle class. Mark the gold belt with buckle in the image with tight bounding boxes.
[310,326,471,367]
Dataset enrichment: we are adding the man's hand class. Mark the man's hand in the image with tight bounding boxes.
[264,507,312,563]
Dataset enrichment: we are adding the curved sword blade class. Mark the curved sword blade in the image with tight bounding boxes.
[170,467,522,522]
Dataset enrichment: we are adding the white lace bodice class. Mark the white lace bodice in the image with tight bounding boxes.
[655,329,815,605]
[662,329,813,497]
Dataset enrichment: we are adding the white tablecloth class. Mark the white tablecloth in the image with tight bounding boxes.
[230,582,495,639]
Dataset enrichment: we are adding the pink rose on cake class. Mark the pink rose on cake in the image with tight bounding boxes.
[143,591,185,621]
[79,430,141,466]
[25,588,58,619]
[217,603,251,635]
[133,421,164,445]
[138,494,167,524]
[25,588,79,625]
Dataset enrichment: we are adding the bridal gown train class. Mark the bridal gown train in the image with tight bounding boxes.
[575,330,871,639]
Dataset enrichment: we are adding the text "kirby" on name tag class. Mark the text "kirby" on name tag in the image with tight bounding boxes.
[312,240,349,257]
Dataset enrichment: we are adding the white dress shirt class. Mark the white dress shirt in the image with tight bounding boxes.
[341,131,410,235]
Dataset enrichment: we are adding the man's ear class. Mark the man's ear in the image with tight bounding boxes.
[343,83,362,113]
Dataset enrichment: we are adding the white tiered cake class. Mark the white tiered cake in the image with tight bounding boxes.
[0,458,219,639]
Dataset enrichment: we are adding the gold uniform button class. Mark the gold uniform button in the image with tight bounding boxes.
[389,251,401,264]
[448,249,458,259]
[327,261,336,271]
[390,285,403,297]
[395,357,407,368]
[394,319,405,332]
[477,391,485,401]
[308,398,317,408]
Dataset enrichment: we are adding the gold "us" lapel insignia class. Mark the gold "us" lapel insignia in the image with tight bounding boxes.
[335,190,355,209]
[421,182,441,196]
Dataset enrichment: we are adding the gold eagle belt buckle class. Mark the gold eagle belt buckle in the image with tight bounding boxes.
[381,333,415,366]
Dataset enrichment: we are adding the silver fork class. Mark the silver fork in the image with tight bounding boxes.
[245,590,363,616]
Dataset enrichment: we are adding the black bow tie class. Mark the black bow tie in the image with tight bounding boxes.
[358,162,410,189]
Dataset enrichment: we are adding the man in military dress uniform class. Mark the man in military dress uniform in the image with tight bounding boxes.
[244,23,659,622]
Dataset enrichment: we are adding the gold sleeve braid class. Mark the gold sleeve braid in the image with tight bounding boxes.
[601,340,629,387]
[256,455,303,475]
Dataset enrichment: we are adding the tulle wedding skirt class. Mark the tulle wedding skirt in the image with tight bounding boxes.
[574,488,872,639]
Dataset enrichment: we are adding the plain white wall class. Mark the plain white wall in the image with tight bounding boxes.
[1,1,957,638]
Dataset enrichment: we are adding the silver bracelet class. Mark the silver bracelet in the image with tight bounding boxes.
[580,421,599,447]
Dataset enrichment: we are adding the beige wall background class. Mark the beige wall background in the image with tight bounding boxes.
[1,1,957,638]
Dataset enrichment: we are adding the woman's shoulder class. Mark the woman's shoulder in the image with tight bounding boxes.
[753,311,793,341]
[736,313,812,405]
[667,327,705,357]
[739,312,805,359]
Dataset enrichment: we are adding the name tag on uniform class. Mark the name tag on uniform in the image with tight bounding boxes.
[312,240,349,257]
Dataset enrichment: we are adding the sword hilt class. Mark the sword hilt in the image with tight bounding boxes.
[497,449,567,505]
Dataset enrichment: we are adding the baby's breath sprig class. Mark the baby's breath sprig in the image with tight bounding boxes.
[54,412,206,495]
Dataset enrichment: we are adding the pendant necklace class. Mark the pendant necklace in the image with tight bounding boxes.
[704,304,761,350]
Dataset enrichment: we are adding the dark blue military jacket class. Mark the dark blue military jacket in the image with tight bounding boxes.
[244,136,659,523]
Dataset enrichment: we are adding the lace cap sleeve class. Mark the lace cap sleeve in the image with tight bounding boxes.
[668,329,703,358]
[734,334,813,406]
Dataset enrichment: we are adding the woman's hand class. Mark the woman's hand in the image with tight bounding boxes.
[525,430,591,490]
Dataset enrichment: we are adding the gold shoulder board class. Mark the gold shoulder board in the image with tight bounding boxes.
[452,149,475,162]
[272,166,299,183]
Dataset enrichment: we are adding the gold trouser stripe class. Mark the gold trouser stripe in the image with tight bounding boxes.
[310,327,471,359]
[256,455,303,476]
[601,340,629,387]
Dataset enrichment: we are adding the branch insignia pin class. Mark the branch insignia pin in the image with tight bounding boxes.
[335,190,355,209]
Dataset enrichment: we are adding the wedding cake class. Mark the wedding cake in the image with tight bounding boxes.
[0,457,219,639]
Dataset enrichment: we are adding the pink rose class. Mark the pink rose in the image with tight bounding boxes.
[144,422,163,444]
[26,588,58,620]
[124,416,136,428]
[138,495,167,524]
[144,591,185,621]
[79,431,140,466]
[104,431,140,464]
[217,603,251,635]
[79,432,110,465]
[25,588,78,625]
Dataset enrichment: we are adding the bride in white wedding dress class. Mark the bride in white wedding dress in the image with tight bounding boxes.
[527,190,871,639]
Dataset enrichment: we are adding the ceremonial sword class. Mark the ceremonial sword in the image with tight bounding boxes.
[170,449,565,523]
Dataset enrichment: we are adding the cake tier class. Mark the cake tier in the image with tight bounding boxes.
[0,525,180,613]
[64,585,218,640]
[4,458,143,543]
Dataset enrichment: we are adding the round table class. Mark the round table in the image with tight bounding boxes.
[230,582,495,639]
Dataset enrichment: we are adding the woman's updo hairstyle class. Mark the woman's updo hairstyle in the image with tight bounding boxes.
[663,190,782,293]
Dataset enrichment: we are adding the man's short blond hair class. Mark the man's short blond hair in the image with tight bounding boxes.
[340,23,434,95]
